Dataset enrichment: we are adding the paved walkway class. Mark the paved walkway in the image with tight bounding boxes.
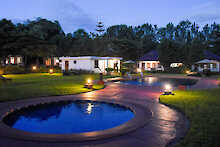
[0,77,219,147]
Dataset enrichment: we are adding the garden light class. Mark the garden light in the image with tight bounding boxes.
[186,70,190,74]
[87,79,92,84]
[84,78,93,89]
[163,84,174,95]
[49,68,54,74]
[165,84,171,91]
[32,66,37,71]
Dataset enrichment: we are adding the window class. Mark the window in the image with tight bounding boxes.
[10,57,15,64]
[141,63,145,69]
[5,59,9,64]
[17,57,22,64]
[213,63,217,68]
[73,60,77,64]
[152,63,156,68]
[94,60,99,68]
[147,63,151,68]
[207,64,210,69]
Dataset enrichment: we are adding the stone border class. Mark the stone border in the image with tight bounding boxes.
[0,96,152,142]
[159,99,190,147]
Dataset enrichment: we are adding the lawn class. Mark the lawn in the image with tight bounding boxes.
[0,73,104,102]
[160,89,220,147]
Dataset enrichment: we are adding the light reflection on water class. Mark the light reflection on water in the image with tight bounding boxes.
[121,77,197,88]
[86,103,94,114]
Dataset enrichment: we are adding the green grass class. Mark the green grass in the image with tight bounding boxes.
[160,89,220,147]
[0,73,104,102]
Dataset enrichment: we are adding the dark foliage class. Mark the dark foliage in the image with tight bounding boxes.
[0,18,220,67]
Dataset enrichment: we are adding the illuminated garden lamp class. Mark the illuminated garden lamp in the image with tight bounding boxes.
[49,68,54,74]
[186,70,190,74]
[32,66,37,71]
[163,84,174,95]
[84,78,93,89]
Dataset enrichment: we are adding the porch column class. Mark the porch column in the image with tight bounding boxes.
[192,65,195,71]
[118,60,120,72]
[210,64,213,72]
[217,63,220,72]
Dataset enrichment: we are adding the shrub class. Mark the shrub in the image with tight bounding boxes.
[29,66,62,73]
[53,66,62,73]
[164,65,190,74]
[0,66,4,75]
[63,69,94,76]
[120,68,128,76]
[105,68,114,73]
[203,69,211,77]
[4,65,26,74]
[38,66,49,73]
[187,72,202,77]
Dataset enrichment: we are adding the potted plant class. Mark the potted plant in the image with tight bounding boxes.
[105,68,114,75]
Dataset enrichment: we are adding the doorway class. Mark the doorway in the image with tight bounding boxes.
[65,61,69,71]
[142,63,145,70]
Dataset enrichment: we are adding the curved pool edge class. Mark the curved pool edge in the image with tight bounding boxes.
[0,97,152,142]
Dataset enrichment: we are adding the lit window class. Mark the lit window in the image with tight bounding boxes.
[10,57,15,64]
[6,59,9,64]
[54,59,59,65]
[17,57,22,64]
[152,63,156,68]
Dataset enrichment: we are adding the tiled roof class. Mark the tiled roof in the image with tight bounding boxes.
[139,50,159,61]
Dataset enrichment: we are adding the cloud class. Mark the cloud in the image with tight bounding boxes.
[190,14,220,23]
[0,0,96,33]
[51,0,96,33]
[188,1,220,24]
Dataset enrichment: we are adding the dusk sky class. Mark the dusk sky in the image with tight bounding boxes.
[0,0,220,33]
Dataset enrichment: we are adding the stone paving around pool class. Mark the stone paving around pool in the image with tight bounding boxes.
[0,76,219,147]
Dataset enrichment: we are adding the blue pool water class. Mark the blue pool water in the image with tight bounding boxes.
[3,100,134,134]
[120,77,197,87]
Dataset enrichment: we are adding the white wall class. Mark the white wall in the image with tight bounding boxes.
[138,61,164,71]
[60,58,121,73]
[61,59,93,71]
[192,62,220,72]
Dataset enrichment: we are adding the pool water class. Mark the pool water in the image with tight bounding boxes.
[120,77,197,87]
[3,100,134,134]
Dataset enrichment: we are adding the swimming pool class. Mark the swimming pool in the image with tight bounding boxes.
[3,100,134,134]
[120,77,198,87]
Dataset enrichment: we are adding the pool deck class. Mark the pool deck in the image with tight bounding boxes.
[0,76,219,147]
